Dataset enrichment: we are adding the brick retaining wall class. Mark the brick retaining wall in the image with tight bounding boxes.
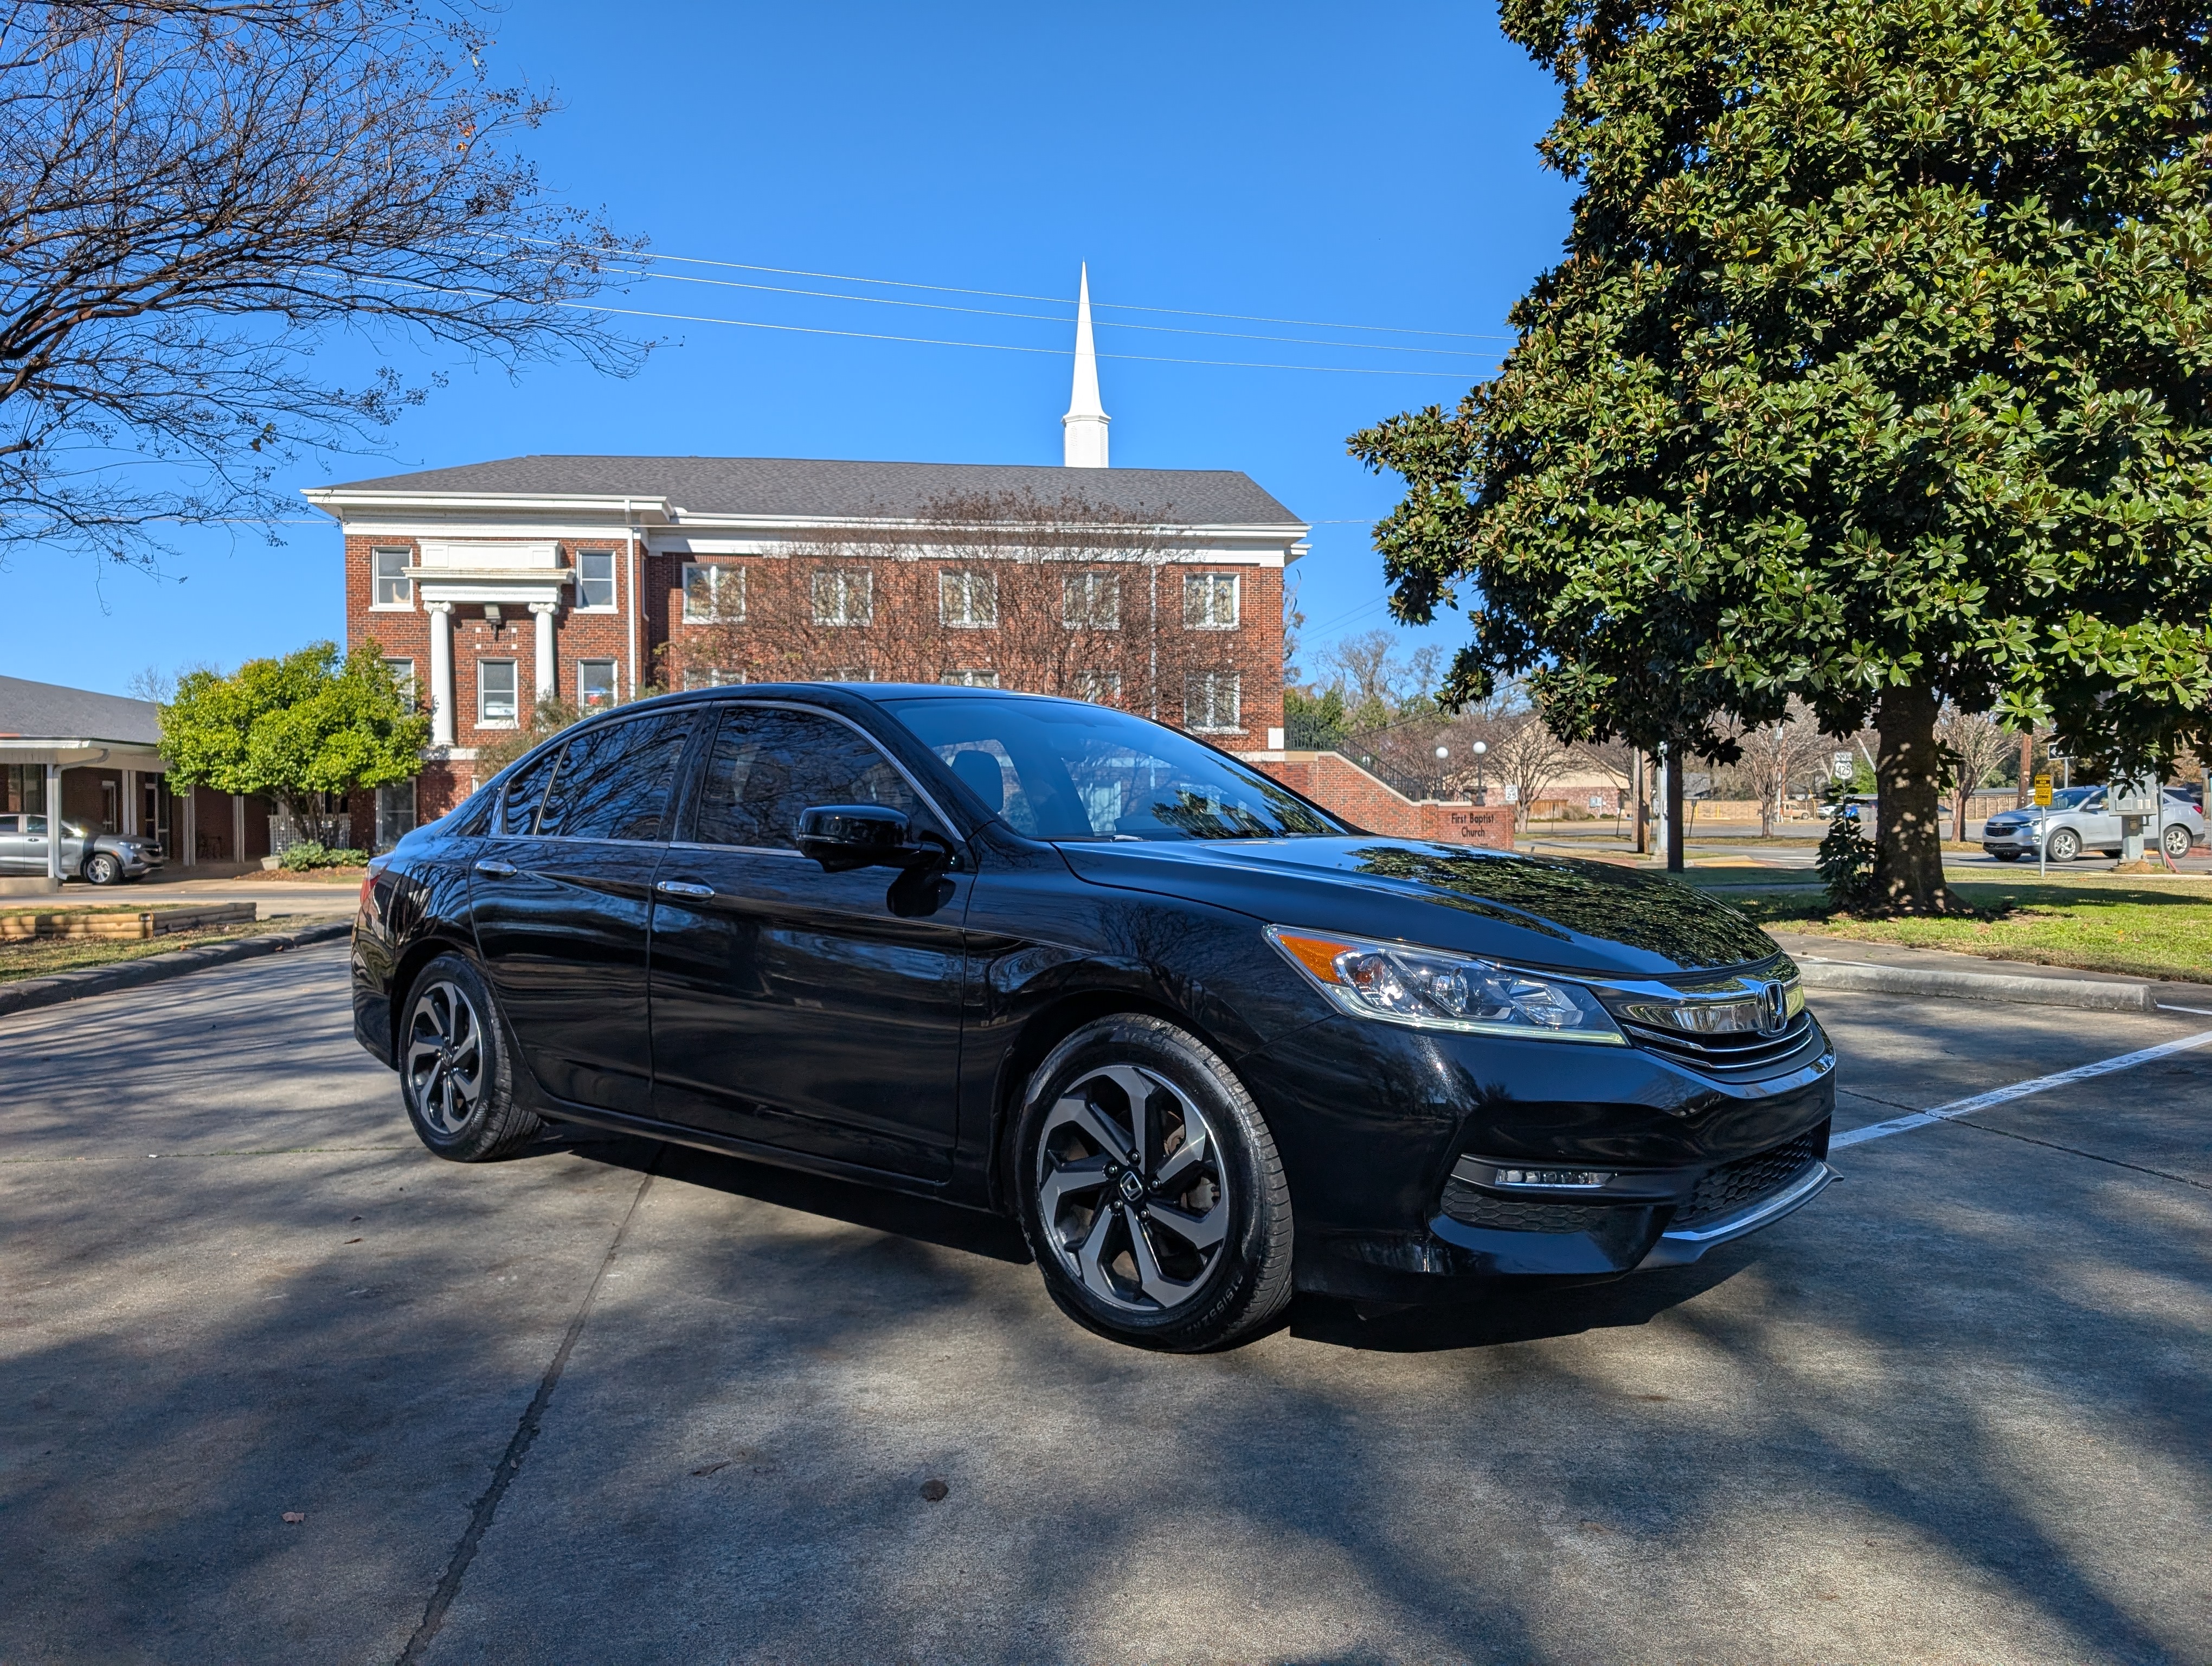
[1242,751,1516,849]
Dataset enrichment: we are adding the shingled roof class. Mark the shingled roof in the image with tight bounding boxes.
[0,675,162,745]
[314,456,1304,528]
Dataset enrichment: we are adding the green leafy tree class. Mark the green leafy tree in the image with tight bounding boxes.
[162,642,429,821]
[1351,0,2212,913]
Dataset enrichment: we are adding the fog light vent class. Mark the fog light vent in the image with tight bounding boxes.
[1493,1167,1613,1189]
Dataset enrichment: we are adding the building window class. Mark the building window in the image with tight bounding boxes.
[383,657,416,700]
[683,667,745,690]
[1184,573,1240,629]
[5,764,48,813]
[478,661,519,727]
[577,660,618,711]
[939,569,998,628]
[1064,571,1121,629]
[1185,670,1242,733]
[812,569,873,626]
[375,779,417,851]
[372,547,413,608]
[683,562,744,623]
[940,669,1001,688]
[574,549,616,611]
[1073,670,1123,705]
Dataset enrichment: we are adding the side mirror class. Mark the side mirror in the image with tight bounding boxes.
[796,804,937,873]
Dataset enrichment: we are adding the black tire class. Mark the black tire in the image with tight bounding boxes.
[2163,824,2195,860]
[84,851,121,885]
[397,953,542,1161]
[2046,828,2081,863]
[1013,1014,1293,1353]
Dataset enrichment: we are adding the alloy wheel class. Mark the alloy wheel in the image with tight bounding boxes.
[2047,829,2080,862]
[2164,824,2194,860]
[404,979,486,1136]
[1034,1063,1231,1315]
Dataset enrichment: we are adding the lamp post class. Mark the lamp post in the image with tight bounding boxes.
[1434,745,1449,799]
[1470,740,1488,804]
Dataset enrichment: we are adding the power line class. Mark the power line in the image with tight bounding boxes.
[565,298,1477,378]
[603,264,1504,360]
[526,236,1513,342]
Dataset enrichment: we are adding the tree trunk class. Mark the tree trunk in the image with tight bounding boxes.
[1663,745,1686,873]
[1874,682,1966,914]
[2016,731,2033,810]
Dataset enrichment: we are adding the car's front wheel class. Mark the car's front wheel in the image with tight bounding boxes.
[1014,1015,1293,1353]
[83,851,121,885]
[2163,823,2195,860]
[2046,828,2081,862]
[399,954,542,1161]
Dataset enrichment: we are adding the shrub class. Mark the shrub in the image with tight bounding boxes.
[1815,796,1877,914]
[279,841,369,871]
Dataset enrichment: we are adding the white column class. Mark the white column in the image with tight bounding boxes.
[530,601,558,703]
[233,794,245,863]
[120,767,136,836]
[45,762,61,882]
[182,785,196,867]
[427,601,455,747]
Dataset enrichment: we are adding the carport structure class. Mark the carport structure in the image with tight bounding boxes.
[0,675,259,891]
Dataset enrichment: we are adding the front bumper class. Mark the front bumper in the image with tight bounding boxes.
[1238,1008,1840,1301]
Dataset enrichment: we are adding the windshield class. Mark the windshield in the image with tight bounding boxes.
[883,696,1349,842]
[2049,787,2100,810]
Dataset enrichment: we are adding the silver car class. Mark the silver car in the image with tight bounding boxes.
[0,813,163,885]
[1980,787,2204,863]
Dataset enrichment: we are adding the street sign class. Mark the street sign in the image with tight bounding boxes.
[2033,775,2052,807]
[1832,751,1854,779]
[1502,784,1520,804]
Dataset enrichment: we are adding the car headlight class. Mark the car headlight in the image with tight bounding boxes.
[1265,926,1625,1044]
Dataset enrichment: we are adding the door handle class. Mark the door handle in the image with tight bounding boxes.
[655,879,715,899]
[474,858,518,877]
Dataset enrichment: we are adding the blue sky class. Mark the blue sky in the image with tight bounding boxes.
[13,1,1572,695]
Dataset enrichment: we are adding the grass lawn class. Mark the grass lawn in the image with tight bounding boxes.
[0,922,288,983]
[1726,877,2212,983]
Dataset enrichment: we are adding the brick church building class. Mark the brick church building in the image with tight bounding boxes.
[310,269,1306,829]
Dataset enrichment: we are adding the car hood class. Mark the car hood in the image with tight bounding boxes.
[1054,837,1783,978]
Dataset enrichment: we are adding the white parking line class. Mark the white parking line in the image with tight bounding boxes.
[1832,1028,2212,1148]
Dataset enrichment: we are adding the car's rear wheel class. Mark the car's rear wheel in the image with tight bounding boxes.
[1014,1015,1293,1353]
[400,954,542,1161]
[2046,828,2081,862]
[84,851,121,885]
[2163,823,2194,860]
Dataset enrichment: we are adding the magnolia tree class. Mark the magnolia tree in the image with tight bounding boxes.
[1352,0,2212,913]
[161,642,428,829]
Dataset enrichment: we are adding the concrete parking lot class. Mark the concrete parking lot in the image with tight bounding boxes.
[4,945,2208,1664]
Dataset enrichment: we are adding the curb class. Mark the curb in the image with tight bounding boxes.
[0,920,353,1020]
[1795,957,2158,1013]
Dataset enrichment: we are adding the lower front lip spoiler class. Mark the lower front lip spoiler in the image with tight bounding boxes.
[1635,1162,1840,1269]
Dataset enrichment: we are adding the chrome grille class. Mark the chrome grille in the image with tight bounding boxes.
[1670,1125,1828,1228]
[1617,1009,1824,1078]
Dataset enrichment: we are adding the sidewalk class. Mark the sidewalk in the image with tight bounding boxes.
[22,870,362,919]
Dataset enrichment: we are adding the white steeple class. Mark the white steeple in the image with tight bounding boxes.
[1062,263,1110,468]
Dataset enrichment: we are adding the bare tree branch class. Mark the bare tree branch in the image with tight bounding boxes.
[0,0,642,568]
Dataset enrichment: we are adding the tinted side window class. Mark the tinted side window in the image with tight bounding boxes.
[494,748,562,836]
[694,707,923,849]
[541,713,695,841]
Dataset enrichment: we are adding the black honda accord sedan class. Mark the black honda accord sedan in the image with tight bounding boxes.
[350,683,1836,1351]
